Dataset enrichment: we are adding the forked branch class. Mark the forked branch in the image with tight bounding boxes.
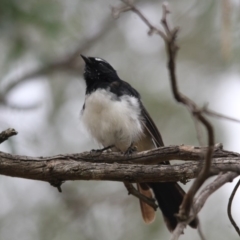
[113,0,240,238]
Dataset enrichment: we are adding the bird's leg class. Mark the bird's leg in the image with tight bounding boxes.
[124,143,137,155]
[91,145,114,154]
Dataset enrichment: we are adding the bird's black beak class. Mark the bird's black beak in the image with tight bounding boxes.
[81,54,91,65]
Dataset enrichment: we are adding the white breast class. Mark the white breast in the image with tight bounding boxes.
[81,89,144,152]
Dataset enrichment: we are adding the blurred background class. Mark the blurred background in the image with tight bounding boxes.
[0,0,240,239]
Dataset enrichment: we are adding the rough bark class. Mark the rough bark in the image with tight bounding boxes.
[0,146,239,184]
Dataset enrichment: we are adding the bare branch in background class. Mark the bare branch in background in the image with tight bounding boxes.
[160,3,215,221]
[112,4,132,18]
[113,0,164,36]
[192,116,204,146]
[124,182,158,210]
[113,1,240,238]
[1,1,239,239]
[117,0,215,224]
[0,128,18,144]
[0,16,115,107]
[120,0,166,38]
[203,108,240,123]
[227,178,240,236]
[171,172,239,240]
[221,0,232,60]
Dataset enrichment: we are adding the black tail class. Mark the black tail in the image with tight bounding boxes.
[148,182,198,232]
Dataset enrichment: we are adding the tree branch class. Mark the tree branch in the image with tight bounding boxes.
[82,145,239,164]
[0,128,18,144]
[1,16,115,106]
[171,172,239,240]
[227,178,240,236]
[203,108,240,123]
[120,0,166,38]
[123,182,158,210]
[160,3,215,220]
[0,148,240,184]
[117,0,217,223]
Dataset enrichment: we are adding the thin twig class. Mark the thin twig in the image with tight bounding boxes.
[123,182,158,210]
[161,2,171,37]
[120,0,167,38]
[0,128,18,144]
[171,172,239,240]
[204,108,240,123]
[227,178,240,236]
[179,115,214,219]
[111,5,132,18]
[192,116,205,146]
[197,221,206,240]
[170,222,185,240]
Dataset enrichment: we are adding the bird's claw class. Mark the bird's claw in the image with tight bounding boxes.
[124,145,137,155]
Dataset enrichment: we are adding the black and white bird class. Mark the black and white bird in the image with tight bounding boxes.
[80,55,198,232]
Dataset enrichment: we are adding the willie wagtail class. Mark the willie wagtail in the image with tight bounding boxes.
[80,55,198,232]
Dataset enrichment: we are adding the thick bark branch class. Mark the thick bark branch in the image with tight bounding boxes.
[0,147,239,184]
[23,145,235,165]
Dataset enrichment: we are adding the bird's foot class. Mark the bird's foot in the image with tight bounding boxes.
[91,145,113,154]
[124,145,137,155]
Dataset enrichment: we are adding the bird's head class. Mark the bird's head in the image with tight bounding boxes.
[81,55,117,86]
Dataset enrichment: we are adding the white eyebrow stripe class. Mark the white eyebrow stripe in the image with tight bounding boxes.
[94,58,106,62]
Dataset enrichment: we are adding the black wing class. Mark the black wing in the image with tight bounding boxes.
[140,103,164,147]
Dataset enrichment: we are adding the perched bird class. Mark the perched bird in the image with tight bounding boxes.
[80,55,198,231]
